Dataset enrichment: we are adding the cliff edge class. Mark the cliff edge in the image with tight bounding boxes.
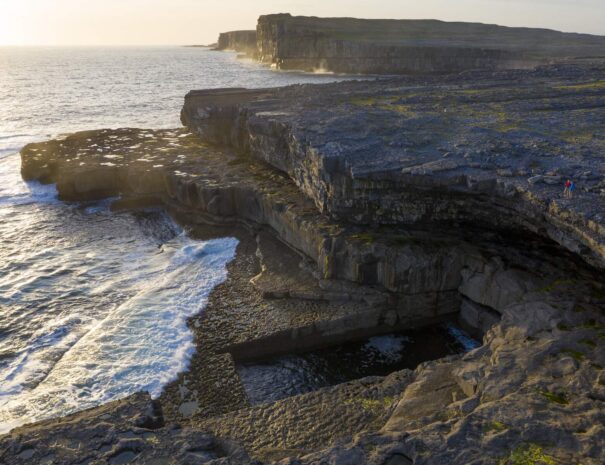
[216,30,258,58]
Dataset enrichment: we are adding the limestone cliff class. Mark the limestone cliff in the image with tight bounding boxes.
[216,30,257,58]
[181,65,605,270]
[255,14,605,73]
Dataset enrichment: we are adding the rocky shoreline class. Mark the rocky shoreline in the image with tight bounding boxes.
[2,59,605,464]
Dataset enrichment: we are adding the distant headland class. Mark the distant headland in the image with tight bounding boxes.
[215,13,605,74]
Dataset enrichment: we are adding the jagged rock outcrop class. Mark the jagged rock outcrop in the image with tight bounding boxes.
[216,30,258,57]
[255,14,605,73]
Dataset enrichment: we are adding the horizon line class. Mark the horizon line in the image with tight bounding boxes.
[0,44,214,48]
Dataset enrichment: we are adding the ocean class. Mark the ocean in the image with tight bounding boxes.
[0,46,356,433]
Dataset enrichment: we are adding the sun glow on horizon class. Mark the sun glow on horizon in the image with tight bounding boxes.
[0,0,604,46]
[0,2,28,45]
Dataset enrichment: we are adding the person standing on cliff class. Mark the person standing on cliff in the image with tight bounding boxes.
[569,180,576,199]
[564,179,571,198]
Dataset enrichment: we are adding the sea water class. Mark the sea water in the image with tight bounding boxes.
[0,46,357,432]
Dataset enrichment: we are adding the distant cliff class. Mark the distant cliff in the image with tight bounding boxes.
[216,30,257,58]
[255,14,605,73]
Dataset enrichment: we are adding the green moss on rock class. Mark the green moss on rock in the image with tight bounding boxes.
[540,389,570,405]
[349,232,376,244]
[498,443,556,465]
[483,421,508,433]
[578,339,596,349]
[556,79,605,91]
[344,396,394,413]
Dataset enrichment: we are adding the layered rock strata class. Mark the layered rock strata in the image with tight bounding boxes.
[255,14,605,73]
[216,30,258,58]
[19,128,468,315]
[182,63,605,269]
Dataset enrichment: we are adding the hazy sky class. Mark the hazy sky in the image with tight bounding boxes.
[1,0,604,46]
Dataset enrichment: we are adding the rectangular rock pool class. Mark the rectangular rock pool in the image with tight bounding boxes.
[236,323,480,405]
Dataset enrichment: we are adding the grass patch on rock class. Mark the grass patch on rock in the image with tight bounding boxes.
[578,339,597,349]
[536,279,574,294]
[483,421,508,434]
[349,232,377,244]
[349,96,418,117]
[580,319,604,330]
[344,396,394,413]
[350,96,390,107]
[556,80,605,91]
[498,443,556,465]
[540,389,569,405]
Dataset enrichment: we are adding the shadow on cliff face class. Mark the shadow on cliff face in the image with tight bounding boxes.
[221,220,604,407]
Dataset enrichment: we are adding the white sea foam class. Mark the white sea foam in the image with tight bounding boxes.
[0,154,58,206]
[365,335,409,362]
[0,235,238,433]
[0,46,358,434]
[446,324,481,351]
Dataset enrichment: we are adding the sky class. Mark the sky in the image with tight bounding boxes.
[0,0,604,46]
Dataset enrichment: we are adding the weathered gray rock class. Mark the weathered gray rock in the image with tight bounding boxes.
[181,62,605,269]
[459,298,501,339]
[0,393,247,465]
